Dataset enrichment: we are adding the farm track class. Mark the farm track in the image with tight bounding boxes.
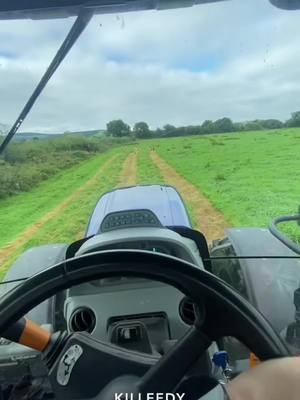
[150,151,230,243]
[118,151,138,187]
[0,155,117,269]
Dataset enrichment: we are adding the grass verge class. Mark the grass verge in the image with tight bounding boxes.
[0,148,130,276]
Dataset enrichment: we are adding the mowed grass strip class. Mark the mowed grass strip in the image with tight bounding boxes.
[137,146,164,185]
[117,150,138,187]
[147,128,300,238]
[136,146,197,227]
[0,150,121,249]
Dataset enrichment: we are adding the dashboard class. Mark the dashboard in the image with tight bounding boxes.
[0,229,224,400]
[65,228,205,354]
[64,277,193,355]
[90,240,176,255]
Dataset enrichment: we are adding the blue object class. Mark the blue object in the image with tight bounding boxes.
[212,351,229,371]
[86,185,192,237]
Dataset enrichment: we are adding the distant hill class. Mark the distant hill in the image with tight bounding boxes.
[67,129,105,137]
[0,129,105,141]
[15,132,61,140]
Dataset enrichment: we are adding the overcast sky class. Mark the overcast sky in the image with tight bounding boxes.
[0,0,300,133]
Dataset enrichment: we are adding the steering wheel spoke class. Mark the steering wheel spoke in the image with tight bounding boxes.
[138,326,211,394]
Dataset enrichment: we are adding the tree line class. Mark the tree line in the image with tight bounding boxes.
[106,111,300,139]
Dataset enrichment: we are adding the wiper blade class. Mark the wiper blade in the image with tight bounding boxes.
[0,8,93,154]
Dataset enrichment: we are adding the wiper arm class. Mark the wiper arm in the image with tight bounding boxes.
[0,8,93,154]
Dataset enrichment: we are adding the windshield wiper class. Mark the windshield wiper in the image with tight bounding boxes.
[0,8,93,154]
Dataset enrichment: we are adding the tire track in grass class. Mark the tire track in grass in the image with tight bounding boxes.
[117,150,138,187]
[150,151,230,243]
[137,146,198,226]
[75,150,137,241]
[0,155,118,269]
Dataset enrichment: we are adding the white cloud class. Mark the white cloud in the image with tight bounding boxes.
[0,0,300,132]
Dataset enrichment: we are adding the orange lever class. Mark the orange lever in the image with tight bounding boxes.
[19,319,51,351]
[2,317,51,352]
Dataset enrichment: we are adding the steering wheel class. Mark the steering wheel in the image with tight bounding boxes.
[0,250,290,399]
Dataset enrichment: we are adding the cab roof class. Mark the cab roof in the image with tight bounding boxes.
[0,0,225,20]
[0,0,296,20]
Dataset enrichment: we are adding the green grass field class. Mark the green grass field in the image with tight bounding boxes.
[1,127,300,278]
[0,147,131,276]
[0,150,122,248]
[140,128,300,235]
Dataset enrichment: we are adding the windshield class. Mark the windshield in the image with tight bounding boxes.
[1,0,300,395]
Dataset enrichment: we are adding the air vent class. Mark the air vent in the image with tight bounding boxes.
[179,297,196,325]
[70,307,96,333]
[100,209,162,232]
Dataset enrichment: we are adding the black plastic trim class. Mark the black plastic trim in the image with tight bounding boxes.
[167,226,212,271]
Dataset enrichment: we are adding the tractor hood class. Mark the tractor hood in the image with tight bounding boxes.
[85,185,192,237]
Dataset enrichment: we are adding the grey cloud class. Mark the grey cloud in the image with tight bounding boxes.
[0,0,300,132]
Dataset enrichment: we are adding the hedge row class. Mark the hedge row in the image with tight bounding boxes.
[0,135,132,200]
